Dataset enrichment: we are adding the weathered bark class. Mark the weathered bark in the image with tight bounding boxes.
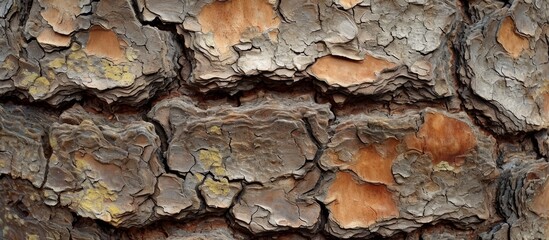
[0,0,548,239]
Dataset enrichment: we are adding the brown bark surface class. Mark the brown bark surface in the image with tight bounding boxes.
[0,0,548,239]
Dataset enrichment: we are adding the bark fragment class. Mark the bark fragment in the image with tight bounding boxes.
[497,153,549,239]
[149,92,332,233]
[0,0,548,238]
[0,104,55,187]
[152,0,462,103]
[231,168,322,234]
[459,0,549,134]
[44,105,163,227]
[0,178,111,240]
[148,92,333,184]
[1,0,180,105]
[319,109,498,238]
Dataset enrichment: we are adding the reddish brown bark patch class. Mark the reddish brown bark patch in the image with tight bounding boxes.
[197,0,281,55]
[84,26,125,61]
[497,17,529,58]
[405,113,476,167]
[326,172,399,228]
[309,55,396,87]
[328,138,399,185]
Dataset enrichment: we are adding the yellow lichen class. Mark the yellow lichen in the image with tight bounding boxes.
[18,70,51,98]
[74,152,90,170]
[204,177,230,196]
[49,154,59,165]
[213,167,226,175]
[49,136,58,152]
[101,59,135,85]
[28,76,50,98]
[47,41,137,87]
[208,126,222,135]
[199,148,222,168]
[78,184,120,222]
[125,48,138,62]
[106,204,123,216]
[20,69,39,88]
[48,58,66,69]
[68,50,86,61]
[26,234,39,240]
[433,161,459,172]
[29,193,39,201]
[120,72,134,84]
[70,43,81,51]
[1,58,16,70]
[34,76,50,86]
[61,49,92,74]
[198,148,227,176]
[194,173,205,182]
[102,63,121,80]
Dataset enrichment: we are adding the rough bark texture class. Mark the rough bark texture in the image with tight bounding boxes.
[0,0,548,239]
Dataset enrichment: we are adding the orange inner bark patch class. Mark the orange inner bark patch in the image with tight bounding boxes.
[497,17,529,58]
[532,179,549,217]
[309,55,396,87]
[338,0,362,9]
[197,0,281,55]
[326,172,399,228]
[84,26,125,61]
[353,139,399,184]
[329,139,399,185]
[37,28,71,47]
[405,113,476,167]
[40,0,80,35]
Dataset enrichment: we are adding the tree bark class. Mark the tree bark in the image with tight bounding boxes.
[0,0,548,239]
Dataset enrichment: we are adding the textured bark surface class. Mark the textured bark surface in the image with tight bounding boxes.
[0,0,548,239]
